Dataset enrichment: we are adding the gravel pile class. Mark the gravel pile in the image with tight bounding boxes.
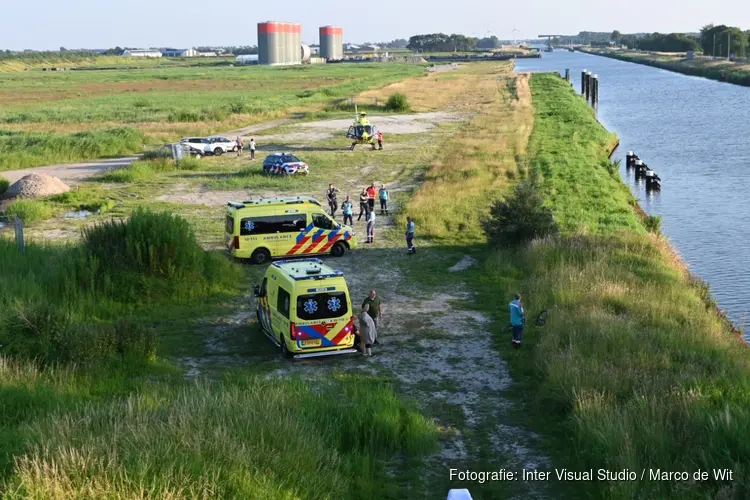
[5,173,70,198]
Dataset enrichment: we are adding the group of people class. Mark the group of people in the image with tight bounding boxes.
[325,182,415,253]
[235,137,256,160]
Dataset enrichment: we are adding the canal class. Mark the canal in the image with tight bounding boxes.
[516,50,750,336]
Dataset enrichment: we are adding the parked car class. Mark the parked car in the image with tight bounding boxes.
[262,153,310,175]
[206,136,239,156]
[179,137,211,158]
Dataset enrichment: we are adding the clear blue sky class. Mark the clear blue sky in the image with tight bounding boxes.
[3,0,749,50]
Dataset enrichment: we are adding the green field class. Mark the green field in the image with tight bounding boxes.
[0,63,424,170]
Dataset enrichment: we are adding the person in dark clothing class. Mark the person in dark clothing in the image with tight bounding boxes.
[326,184,340,218]
[357,189,369,221]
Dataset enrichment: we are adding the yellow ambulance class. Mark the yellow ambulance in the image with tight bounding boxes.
[225,196,357,264]
[253,258,358,359]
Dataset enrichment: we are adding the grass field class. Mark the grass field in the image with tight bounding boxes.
[0,63,425,170]
[404,72,750,498]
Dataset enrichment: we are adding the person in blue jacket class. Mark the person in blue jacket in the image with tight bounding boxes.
[509,294,525,348]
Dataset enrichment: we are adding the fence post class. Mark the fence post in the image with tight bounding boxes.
[14,215,24,253]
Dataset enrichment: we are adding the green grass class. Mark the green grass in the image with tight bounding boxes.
[0,127,145,171]
[0,175,8,194]
[98,157,198,183]
[3,199,53,224]
[0,364,438,499]
[402,71,750,498]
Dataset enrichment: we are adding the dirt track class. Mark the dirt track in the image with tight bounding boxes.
[0,119,291,185]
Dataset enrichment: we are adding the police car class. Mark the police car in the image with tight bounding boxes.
[262,153,310,175]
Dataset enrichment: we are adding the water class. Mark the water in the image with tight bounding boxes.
[515,50,750,332]
[64,210,95,219]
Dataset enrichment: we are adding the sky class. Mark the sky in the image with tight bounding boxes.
[2,0,750,51]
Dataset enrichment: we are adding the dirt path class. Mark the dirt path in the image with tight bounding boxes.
[176,72,550,498]
[0,120,292,185]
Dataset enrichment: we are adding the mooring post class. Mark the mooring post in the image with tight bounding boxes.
[565,68,570,82]
[581,69,586,94]
[592,74,599,107]
[585,72,591,103]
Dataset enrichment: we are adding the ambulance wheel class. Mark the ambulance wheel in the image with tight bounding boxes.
[251,248,271,265]
[331,242,346,258]
[281,338,293,359]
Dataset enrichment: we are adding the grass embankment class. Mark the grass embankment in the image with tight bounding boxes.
[581,47,750,87]
[0,54,236,73]
[0,64,425,170]
[407,72,750,498]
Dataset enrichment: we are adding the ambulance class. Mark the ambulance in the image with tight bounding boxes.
[225,197,357,264]
[253,258,358,359]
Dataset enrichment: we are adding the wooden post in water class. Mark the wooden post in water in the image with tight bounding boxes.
[584,72,591,103]
[565,68,570,82]
[581,69,586,95]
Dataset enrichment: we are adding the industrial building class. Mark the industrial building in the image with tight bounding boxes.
[122,49,162,58]
[319,26,343,60]
[161,48,198,57]
[257,22,302,65]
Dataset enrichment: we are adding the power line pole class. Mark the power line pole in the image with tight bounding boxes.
[713,33,716,58]
[727,31,731,60]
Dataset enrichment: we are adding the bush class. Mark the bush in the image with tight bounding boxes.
[80,208,234,302]
[4,199,53,224]
[644,214,662,233]
[384,93,410,112]
[482,178,558,246]
[0,176,9,195]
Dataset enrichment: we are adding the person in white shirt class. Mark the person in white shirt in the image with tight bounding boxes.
[249,138,256,160]
[366,210,376,243]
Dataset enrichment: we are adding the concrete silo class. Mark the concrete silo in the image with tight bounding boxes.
[285,23,301,65]
[319,26,343,60]
[258,22,284,65]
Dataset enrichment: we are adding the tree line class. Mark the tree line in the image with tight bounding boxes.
[612,25,749,57]
[406,33,503,52]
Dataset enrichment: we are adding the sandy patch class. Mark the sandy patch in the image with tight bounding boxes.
[299,112,464,135]
[449,256,477,272]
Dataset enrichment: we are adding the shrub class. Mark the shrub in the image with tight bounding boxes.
[482,178,558,246]
[141,148,172,161]
[384,93,410,112]
[644,214,662,233]
[4,199,53,224]
[80,208,234,302]
[229,100,248,113]
[0,175,9,195]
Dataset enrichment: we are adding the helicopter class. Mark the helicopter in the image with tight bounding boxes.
[346,104,382,151]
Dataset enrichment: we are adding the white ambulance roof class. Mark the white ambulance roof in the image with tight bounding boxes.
[272,258,344,281]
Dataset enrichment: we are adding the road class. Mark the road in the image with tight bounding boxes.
[1,119,290,185]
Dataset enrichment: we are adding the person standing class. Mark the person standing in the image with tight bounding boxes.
[406,216,416,254]
[362,289,382,332]
[358,304,377,357]
[366,183,376,213]
[357,188,369,222]
[249,137,256,160]
[366,209,376,243]
[326,184,340,218]
[378,184,389,215]
[377,131,383,150]
[236,137,243,157]
[509,294,525,348]
[342,195,354,226]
